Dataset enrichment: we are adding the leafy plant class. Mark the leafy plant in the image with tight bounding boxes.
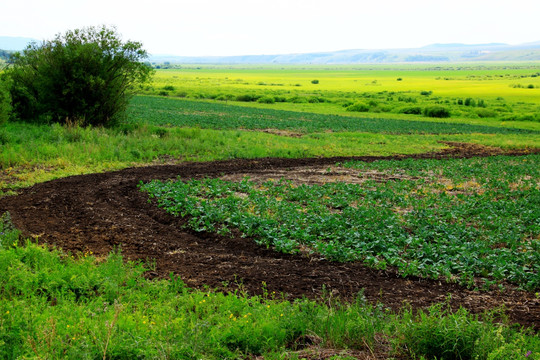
[4,25,153,127]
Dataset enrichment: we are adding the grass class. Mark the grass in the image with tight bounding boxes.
[0,220,538,359]
[143,64,540,124]
[140,155,540,290]
[2,110,538,193]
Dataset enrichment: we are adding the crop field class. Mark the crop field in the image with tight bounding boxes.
[1,64,540,358]
[140,155,540,290]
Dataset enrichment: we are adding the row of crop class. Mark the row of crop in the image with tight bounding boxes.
[140,155,540,290]
[127,96,537,135]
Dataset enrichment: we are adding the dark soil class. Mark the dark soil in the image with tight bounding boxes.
[1,143,539,331]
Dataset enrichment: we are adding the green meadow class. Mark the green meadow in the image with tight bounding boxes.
[144,64,540,123]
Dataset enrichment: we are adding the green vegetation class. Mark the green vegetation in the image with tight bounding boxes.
[142,65,540,123]
[3,26,152,127]
[1,63,540,358]
[141,155,540,290]
[0,222,538,359]
[127,96,537,135]
[0,77,11,125]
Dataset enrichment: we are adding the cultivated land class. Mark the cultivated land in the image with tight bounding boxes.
[1,64,540,358]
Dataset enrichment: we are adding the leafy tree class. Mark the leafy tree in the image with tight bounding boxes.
[0,77,11,125]
[4,25,153,127]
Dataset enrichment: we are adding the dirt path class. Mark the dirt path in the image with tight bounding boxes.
[1,143,539,331]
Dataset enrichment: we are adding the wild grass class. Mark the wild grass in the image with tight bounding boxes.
[0,220,538,359]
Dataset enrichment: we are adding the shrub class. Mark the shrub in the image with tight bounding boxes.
[476,108,497,118]
[311,79,319,84]
[257,96,275,104]
[464,98,476,107]
[235,94,257,102]
[290,96,308,104]
[346,102,370,112]
[423,106,450,118]
[162,85,175,91]
[4,25,153,127]
[397,77,403,81]
[420,90,433,96]
[399,106,422,115]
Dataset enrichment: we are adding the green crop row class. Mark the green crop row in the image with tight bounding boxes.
[127,96,538,135]
[140,155,540,290]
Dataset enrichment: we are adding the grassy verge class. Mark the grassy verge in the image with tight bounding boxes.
[0,219,538,359]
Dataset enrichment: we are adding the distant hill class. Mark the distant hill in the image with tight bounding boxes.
[150,42,540,64]
[0,36,38,51]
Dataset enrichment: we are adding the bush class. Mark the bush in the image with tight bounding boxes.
[257,96,275,104]
[423,106,451,118]
[346,102,370,112]
[464,98,477,107]
[420,90,433,96]
[476,108,497,118]
[399,106,422,115]
[0,77,12,125]
[4,26,153,127]
[290,96,308,104]
[311,79,319,84]
[236,94,257,102]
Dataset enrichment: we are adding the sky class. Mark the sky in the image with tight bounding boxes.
[2,0,540,56]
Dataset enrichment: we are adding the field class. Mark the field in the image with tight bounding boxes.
[1,64,540,359]
[144,64,540,124]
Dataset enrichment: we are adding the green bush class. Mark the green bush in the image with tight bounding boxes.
[4,26,153,127]
[257,96,275,104]
[399,106,422,115]
[236,94,257,102]
[476,108,498,118]
[420,90,433,96]
[0,77,12,125]
[311,79,319,84]
[290,96,308,104]
[346,102,370,112]
[423,106,451,118]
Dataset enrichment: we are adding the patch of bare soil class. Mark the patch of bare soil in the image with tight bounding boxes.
[1,143,539,331]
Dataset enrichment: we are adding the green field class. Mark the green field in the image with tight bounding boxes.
[1,64,540,359]
[144,65,540,123]
[141,155,540,290]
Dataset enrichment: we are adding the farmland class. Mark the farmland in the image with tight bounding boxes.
[1,64,540,358]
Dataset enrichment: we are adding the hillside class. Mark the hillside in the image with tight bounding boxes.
[150,42,540,64]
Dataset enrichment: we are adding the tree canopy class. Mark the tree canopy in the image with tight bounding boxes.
[3,26,153,127]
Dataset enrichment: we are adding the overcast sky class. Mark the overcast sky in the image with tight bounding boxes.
[2,0,540,56]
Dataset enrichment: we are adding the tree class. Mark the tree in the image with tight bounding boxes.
[3,25,153,127]
[0,77,11,125]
